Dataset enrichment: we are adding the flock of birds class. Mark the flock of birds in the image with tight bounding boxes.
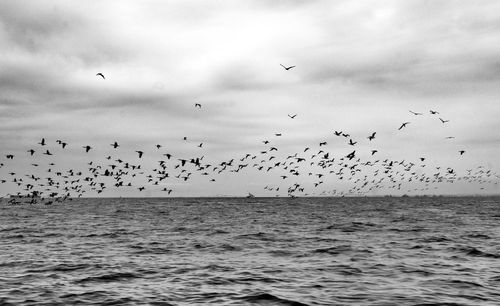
[1,65,498,204]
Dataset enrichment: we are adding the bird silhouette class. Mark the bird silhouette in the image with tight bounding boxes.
[280,64,295,70]
[111,142,119,149]
[288,114,297,119]
[409,110,423,115]
[398,122,410,130]
[459,150,465,155]
[83,146,92,153]
[430,110,439,115]
[195,103,202,108]
[27,149,35,156]
[367,132,376,141]
[136,151,144,158]
[439,118,450,123]
[96,73,105,79]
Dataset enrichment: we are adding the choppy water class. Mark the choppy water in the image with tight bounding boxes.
[1,197,499,305]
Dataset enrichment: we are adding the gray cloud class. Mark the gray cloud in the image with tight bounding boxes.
[0,0,499,196]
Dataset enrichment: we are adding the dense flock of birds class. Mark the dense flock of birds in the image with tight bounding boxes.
[1,67,499,204]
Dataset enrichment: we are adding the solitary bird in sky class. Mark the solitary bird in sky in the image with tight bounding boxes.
[398,122,410,130]
[280,64,295,71]
[111,142,119,149]
[409,110,423,115]
[275,133,282,136]
[288,114,297,119]
[430,110,439,115]
[83,145,92,153]
[439,118,450,123]
[195,103,202,108]
[96,73,105,79]
[136,151,144,158]
[459,150,465,155]
[445,136,455,139]
[371,150,378,155]
[198,143,203,148]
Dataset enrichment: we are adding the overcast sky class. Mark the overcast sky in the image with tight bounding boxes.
[1,0,499,197]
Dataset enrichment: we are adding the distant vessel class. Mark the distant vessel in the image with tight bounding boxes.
[246,193,255,198]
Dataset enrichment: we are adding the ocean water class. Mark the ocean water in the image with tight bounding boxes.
[0,197,499,306]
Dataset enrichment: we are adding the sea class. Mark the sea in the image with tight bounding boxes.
[0,197,499,306]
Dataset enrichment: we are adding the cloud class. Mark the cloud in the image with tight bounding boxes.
[0,0,499,196]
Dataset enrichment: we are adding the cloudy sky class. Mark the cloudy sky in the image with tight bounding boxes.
[1,0,499,197]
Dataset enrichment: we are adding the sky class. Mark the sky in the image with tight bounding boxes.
[1,0,499,197]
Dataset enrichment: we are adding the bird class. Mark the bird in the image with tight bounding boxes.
[280,64,295,71]
[96,73,105,79]
[319,142,327,146]
[275,133,282,136]
[459,150,465,155]
[439,118,450,123]
[288,114,297,119]
[430,110,439,115]
[43,150,52,156]
[39,138,46,146]
[398,122,410,130]
[83,146,92,153]
[156,144,162,149]
[409,110,423,115]
[371,150,378,155]
[445,136,455,139]
[27,149,35,156]
[367,132,376,141]
[111,142,119,149]
[198,143,203,148]
[195,103,202,108]
[136,151,144,158]
[348,139,357,146]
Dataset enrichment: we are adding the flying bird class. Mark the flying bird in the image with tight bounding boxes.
[398,122,410,130]
[409,110,423,115]
[459,150,465,155]
[439,118,450,123]
[367,132,376,141]
[136,151,144,158]
[280,64,295,71]
[430,110,439,115]
[96,73,105,79]
[195,103,202,108]
[27,149,35,156]
[111,142,119,149]
[83,146,92,153]
[288,114,297,119]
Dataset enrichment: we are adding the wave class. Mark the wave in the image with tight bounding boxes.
[238,293,310,306]
[75,272,142,283]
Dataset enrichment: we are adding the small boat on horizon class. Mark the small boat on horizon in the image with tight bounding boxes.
[246,193,255,198]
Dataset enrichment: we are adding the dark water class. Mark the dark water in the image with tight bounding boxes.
[1,197,499,306]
